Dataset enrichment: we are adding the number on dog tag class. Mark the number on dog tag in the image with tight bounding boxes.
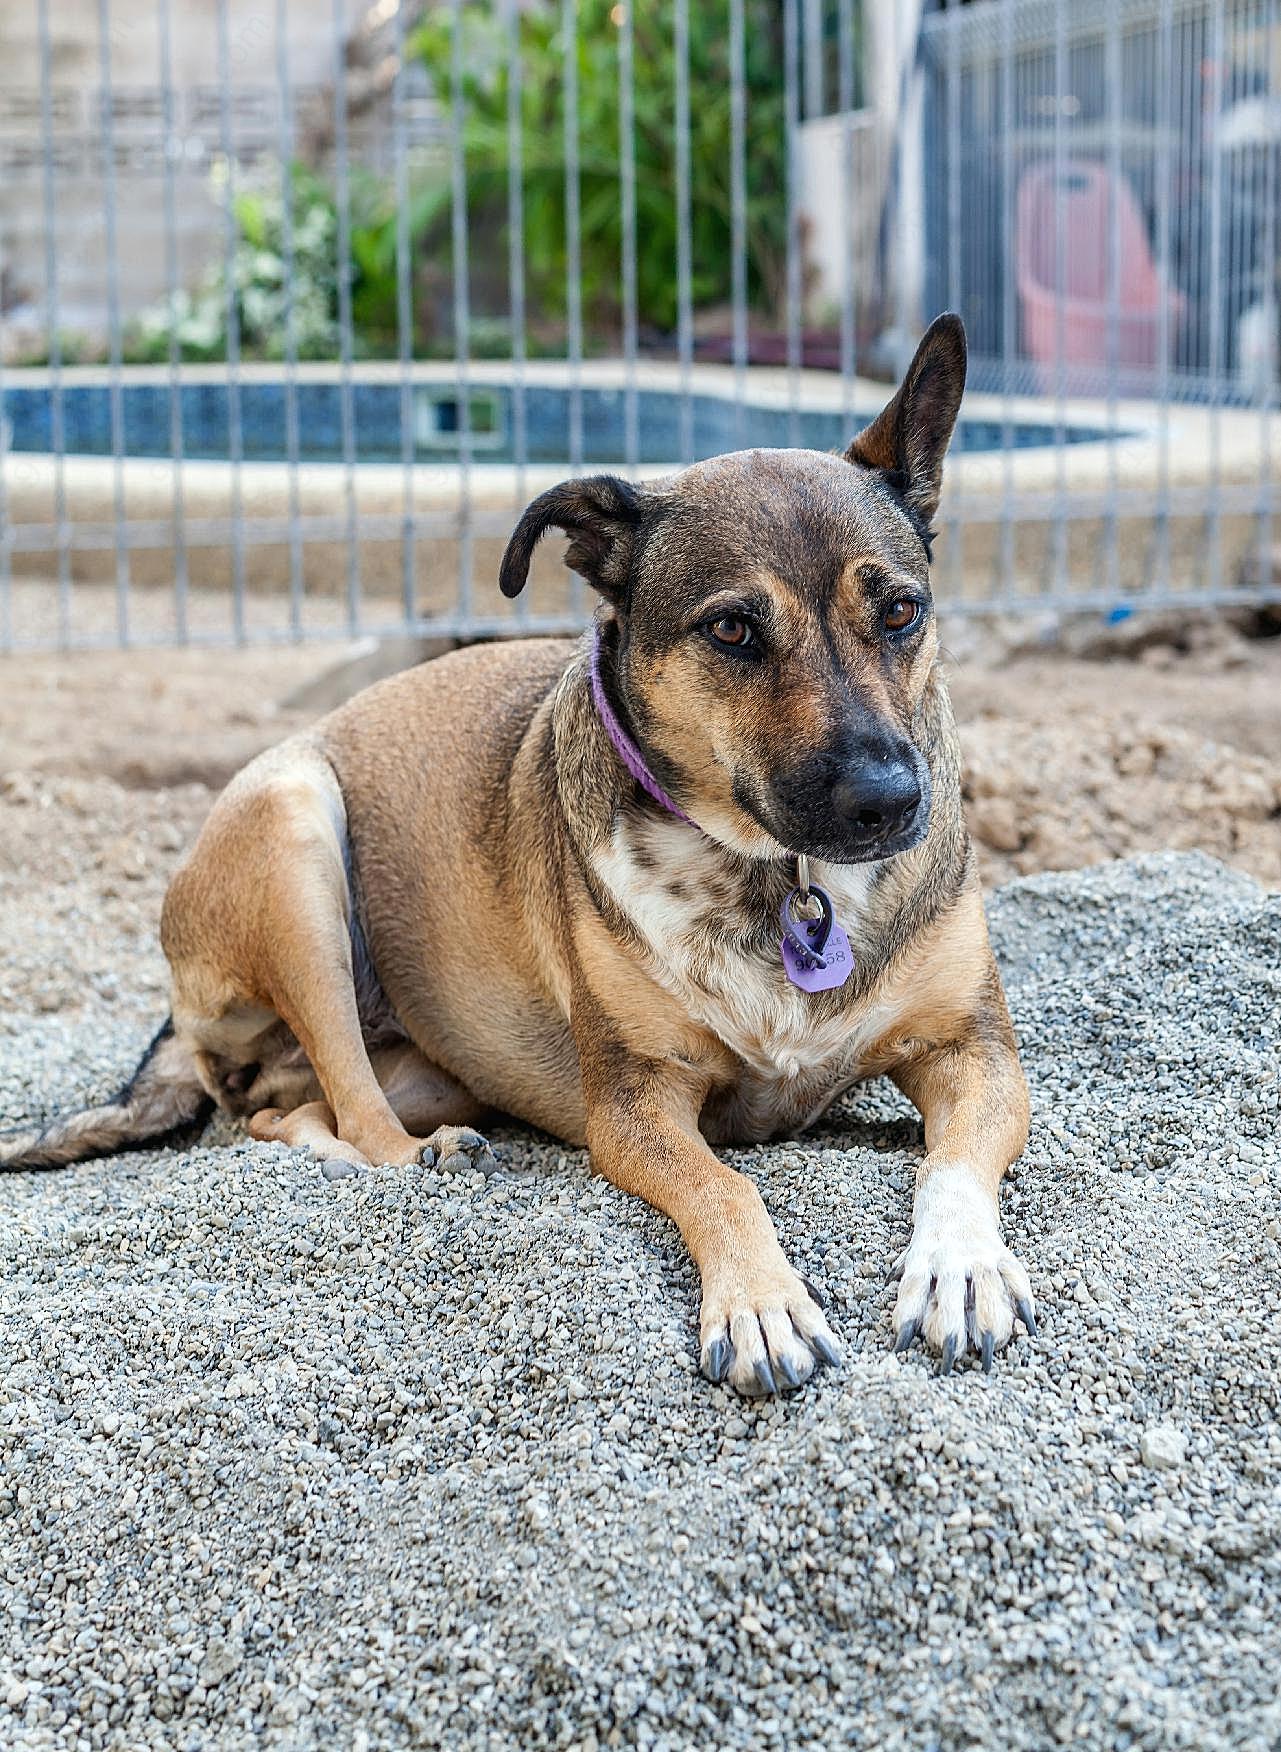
[779,885,854,993]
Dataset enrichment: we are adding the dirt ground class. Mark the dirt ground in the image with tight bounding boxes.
[0,621,1277,1027]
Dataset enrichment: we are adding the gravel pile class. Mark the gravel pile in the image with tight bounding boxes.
[1,851,1278,1751]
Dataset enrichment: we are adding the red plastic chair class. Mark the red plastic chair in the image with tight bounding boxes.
[1016,158,1183,384]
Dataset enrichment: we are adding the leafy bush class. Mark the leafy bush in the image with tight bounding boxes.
[402,0,790,340]
[127,165,355,363]
[126,0,792,363]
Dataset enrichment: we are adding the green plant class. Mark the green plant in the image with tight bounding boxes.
[125,0,794,365]
[126,164,374,363]
[398,0,790,341]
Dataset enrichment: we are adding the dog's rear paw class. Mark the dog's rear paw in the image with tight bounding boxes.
[891,1165,1035,1373]
[419,1125,498,1176]
[699,1265,842,1397]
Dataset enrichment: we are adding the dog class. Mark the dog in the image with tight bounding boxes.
[2,314,1034,1396]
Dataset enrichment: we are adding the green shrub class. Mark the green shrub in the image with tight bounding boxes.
[126,164,353,363]
[126,0,793,363]
[402,0,789,341]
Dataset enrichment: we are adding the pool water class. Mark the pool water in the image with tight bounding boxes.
[1,379,1115,466]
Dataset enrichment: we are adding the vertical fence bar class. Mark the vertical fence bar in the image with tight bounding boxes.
[451,0,473,627]
[506,0,530,528]
[393,0,416,630]
[802,0,823,120]
[1179,0,1195,397]
[838,0,857,429]
[674,0,694,465]
[943,0,962,603]
[945,2,961,318]
[215,0,247,643]
[157,0,190,644]
[618,0,639,473]
[729,0,748,448]
[1256,0,1277,591]
[561,0,582,617]
[1102,2,1122,600]
[1231,5,1250,424]
[97,0,131,646]
[35,0,71,647]
[784,0,801,446]
[998,0,1016,599]
[1205,0,1225,594]
[332,0,361,635]
[1237,1,1257,426]
[1049,0,1068,599]
[1153,0,1174,593]
[275,0,305,639]
[562,0,583,472]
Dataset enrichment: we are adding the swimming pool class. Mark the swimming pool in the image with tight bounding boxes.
[0,377,1116,467]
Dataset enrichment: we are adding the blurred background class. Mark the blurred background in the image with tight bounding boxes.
[1,0,1280,649]
[0,1,1277,955]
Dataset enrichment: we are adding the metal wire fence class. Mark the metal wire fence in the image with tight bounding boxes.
[0,0,1277,653]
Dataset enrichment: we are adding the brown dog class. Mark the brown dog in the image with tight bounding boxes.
[3,315,1034,1395]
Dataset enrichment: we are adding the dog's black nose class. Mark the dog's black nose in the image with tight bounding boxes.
[832,750,922,843]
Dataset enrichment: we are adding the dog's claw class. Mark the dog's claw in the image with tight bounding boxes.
[939,1335,959,1376]
[703,1336,732,1383]
[894,1321,917,1355]
[981,1330,995,1373]
[775,1352,803,1390]
[1015,1296,1038,1339]
[751,1355,778,1397]
[810,1330,843,1370]
[800,1273,827,1310]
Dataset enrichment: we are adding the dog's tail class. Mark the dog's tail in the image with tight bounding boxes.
[0,1017,212,1173]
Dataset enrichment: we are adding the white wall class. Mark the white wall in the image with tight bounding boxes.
[796,109,883,325]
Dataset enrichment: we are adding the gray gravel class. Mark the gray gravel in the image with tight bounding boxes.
[1,850,1278,1752]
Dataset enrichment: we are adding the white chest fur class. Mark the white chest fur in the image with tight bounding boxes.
[592,817,902,1097]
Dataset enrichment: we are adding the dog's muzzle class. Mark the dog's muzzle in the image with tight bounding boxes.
[743,736,932,865]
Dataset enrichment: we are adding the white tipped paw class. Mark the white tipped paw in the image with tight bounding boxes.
[418,1125,498,1176]
[891,1166,1036,1374]
[700,1265,842,1397]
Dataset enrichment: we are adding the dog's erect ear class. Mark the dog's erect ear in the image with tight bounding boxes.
[844,312,967,533]
[499,473,643,602]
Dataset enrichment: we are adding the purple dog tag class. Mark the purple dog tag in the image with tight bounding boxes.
[779,885,854,993]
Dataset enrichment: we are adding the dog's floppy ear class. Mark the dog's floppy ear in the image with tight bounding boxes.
[844,312,967,534]
[499,473,643,603]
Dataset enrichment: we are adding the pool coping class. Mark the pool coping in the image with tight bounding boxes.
[2,360,1275,550]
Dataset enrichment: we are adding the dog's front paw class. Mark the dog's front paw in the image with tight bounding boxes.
[419,1125,498,1175]
[892,1165,1035,1373]
[700,1261,842,1397]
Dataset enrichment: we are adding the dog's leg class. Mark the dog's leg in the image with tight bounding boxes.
[360,1041,496,1172]
[165,747,433,1169]
[584,1063,841,1397]
[248,1044,494,1174]
[253,907,433,1169]
[890,1025,1033,1371]
[249,1102,369,1168]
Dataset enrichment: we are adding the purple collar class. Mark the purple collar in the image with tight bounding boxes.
[589,628,698,829]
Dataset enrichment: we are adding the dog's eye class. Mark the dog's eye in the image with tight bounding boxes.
[707,616,753,649]
[883,598,921,633]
